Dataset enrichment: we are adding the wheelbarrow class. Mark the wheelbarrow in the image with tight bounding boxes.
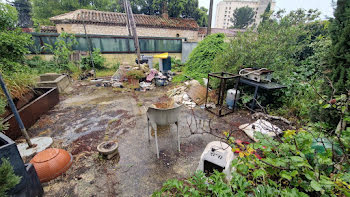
[146,103,183,158]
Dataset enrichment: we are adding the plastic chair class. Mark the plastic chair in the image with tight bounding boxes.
[146,104,183,158]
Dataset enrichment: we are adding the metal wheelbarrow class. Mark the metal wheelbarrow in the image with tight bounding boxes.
[146,103,183,158]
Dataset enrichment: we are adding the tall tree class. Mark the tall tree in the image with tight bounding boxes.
[261,2,271,23]
[230,6,255,29]
[328,0,350,94]
[32,0,123,25]
[13,0,33,27]
[32,0,207,27]
[0,3,18,29]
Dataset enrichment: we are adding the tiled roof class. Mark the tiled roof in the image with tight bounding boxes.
[40,26,57,33]
[50,9,199,30]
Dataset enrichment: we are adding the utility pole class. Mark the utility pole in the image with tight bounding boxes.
[83,21,96,78]
[124,0,132,37]
[207,0,214,35]
[124,0,141,67]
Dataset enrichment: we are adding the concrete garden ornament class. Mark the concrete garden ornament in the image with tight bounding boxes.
[197,141,236,181]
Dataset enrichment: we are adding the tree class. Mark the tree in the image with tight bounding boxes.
[13,0,33,27]
[230,6,255,29]
[192,7,208,27]
[261,2,271,23]
[0,3,18,29]
[32,0,123,25]
[327,0,350,94]
[31,0,207,27]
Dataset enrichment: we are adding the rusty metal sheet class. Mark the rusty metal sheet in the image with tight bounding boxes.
[3,88,59,140]
[187,85,207,105]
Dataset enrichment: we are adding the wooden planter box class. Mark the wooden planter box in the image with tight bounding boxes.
[2,88,59,140]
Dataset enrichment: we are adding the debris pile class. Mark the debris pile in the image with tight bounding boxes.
[239,119,282,142]
[166,80,216,109]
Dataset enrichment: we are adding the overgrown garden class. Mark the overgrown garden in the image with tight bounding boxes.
[155,2,349,196]
[0,2,111,133]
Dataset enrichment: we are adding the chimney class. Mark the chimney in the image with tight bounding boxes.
[161,2,169,19]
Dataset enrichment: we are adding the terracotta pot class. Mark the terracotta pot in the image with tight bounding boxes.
[30,148,72,183]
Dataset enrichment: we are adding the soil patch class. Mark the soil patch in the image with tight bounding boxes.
[71,130,105,155]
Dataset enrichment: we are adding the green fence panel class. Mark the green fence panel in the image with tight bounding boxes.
[29,33,182,54]
[139,39,155,53]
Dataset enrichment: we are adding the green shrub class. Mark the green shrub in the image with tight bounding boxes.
[25,56,61,74]
[45,32,78,71]
[0,158,21,196]
[184,33,226,81]
[126,70,145,79]
[80,48,106,70]
[154,127,350,196]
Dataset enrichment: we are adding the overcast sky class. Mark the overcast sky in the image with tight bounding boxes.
[199,0,335,27]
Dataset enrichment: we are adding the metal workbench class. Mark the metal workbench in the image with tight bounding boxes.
[239,78,286,110]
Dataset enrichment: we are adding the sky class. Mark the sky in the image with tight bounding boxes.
[199,0,335,27]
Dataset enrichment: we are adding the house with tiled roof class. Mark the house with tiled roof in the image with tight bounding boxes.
[49,9,200,41]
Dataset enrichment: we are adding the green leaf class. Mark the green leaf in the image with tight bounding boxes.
[310,180,323,192]
[253,169,267,179]
[280,170,292,181]
[237,164,249,175]
[342,106,347,113]
[322,104,331,109]
[291,170,298,177]
[290,156,304,163]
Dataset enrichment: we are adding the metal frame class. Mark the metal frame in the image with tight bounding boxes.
[205,72,240,117]
[238,78,286,110]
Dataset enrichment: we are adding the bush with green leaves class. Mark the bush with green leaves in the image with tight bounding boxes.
[0,158,21,196]
[183,33,226,82]
[45,32,78,72]
[154,128,349,196]
[0,2,36,99]
[154,92,349,196]
[80,48,106,70]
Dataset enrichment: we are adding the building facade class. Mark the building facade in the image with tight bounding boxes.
[215,0,276,29]
[50,9,199,42]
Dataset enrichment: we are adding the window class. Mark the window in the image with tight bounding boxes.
[229,7,231,10]
[225,11,227,14]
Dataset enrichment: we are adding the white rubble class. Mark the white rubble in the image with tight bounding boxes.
[239,119,282,142]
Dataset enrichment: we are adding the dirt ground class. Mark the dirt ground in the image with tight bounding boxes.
[23,80,258,197]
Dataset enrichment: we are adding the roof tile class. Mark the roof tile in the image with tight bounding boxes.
[50,9,199,30]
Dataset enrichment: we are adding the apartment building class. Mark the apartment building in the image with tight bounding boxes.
[215,0,276,29]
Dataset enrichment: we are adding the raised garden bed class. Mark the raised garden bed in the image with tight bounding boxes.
[2,88,59,140]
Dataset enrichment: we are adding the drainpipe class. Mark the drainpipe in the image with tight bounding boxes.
[0,72,33,147]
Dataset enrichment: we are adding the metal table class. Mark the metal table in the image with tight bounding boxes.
[239,78,286,110]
